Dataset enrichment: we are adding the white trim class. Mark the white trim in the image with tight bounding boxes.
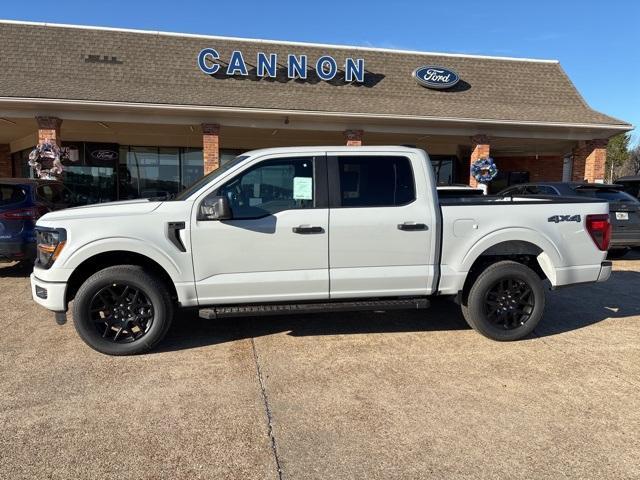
[0,18,559,64]
[0,96,632,131]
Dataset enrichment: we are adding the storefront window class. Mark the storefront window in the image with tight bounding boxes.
[120,146,205,199]
[181,148,204,189]
[11,149,33,178]
[430,156,455,185]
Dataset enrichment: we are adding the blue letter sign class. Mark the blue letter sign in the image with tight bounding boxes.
[198,48,220,75]
[198,48,366,84]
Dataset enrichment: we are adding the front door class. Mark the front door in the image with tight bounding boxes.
[327,151,438,299]
[191,154,329,305]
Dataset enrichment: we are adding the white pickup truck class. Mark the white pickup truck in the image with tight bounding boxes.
[30,146,613,355]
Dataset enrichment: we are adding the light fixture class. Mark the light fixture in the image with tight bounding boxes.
[0,118,17,125]
[284,116,290,125]
[97,121,110,129]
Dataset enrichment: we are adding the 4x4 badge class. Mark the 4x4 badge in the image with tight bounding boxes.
[548,215,581,223]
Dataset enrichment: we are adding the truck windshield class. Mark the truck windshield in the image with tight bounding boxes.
[173,155,248,200]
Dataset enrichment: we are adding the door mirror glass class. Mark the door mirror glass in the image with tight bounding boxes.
[199,195,232,221]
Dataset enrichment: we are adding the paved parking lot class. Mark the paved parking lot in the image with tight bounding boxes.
[1,255,640,480]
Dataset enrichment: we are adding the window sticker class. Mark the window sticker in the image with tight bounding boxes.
[293,177,313,200]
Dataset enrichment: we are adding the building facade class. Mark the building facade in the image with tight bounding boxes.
[0,20,633,201]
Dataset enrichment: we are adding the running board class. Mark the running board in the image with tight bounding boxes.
[199,298,429,319]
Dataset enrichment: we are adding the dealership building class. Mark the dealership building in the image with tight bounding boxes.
[0,20,633,202]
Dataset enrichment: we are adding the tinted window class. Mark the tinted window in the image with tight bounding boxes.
[338,156,415,207]
[215,157,315,218]
[37,183,74,204]
[523,185,557,195]
[575,189,640,203]
[0,185,27,206]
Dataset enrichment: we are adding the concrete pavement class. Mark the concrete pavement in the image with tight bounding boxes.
[1,254,639,479]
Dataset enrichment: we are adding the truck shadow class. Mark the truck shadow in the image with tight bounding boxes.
[157,269,640,352]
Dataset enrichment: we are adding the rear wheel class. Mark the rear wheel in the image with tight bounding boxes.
[461,260,545,341]
[72,265,174,355]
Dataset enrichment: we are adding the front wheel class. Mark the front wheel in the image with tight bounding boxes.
[72,265,174,355]
[461,260,545,341]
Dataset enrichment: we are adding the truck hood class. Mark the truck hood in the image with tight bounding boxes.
[38,199,163,223]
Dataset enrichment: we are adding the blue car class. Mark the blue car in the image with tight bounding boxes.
[0,179,76,264]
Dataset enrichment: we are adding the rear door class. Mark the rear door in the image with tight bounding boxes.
[0,184,30,241]
[327,151,438,299]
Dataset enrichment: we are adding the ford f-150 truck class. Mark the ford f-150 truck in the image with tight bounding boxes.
[30,147,613,355]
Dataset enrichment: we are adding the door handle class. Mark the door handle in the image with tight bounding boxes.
[292,225,324,234]
[398,222,428,231]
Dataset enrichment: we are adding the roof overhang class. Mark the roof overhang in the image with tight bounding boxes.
[0,96,633,141]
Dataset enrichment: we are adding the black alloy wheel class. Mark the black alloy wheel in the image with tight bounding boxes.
[461,260,545,341]
[483,277,534,330]
[89,283,155,343]
[73,265,173,355]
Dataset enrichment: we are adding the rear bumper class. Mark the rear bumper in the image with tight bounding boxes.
[0,241,36,262]
[597,261,612,283]
[30,273,67,312]
[610,231,640,247]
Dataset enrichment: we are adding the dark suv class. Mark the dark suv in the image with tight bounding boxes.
[498,182,640,257]
[0,179,77,263]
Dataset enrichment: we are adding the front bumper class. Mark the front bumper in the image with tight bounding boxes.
[30,273,67,312]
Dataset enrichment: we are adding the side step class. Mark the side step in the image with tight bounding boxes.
[199,298,429,320]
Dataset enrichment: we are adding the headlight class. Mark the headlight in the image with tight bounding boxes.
[36,228,67,269]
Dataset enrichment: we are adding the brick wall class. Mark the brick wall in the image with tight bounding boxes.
[36,116,62,145]
[0,144,11,177]
[469,135,490,187]
[494,155,564,183]
[345,129,363,146]
[572,139,607,182]
[202,123,220,174]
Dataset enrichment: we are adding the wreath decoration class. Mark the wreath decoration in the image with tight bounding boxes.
[28,140,69,180]
[470,156,498,184]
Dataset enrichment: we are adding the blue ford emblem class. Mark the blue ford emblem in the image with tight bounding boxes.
[412,66,460,89]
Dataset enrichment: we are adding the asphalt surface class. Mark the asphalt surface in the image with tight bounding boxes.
[1,254,639,479]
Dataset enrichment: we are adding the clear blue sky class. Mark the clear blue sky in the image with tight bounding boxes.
[3,0,639,146]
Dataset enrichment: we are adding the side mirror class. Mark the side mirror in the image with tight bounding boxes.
[199,195,232,221]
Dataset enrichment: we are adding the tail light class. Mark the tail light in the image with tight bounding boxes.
[586,214,611,251]
[0,206,48,220]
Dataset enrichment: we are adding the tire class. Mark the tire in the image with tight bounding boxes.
[72,265,174,355]
[607,248,629,259]
[461,260,545,341]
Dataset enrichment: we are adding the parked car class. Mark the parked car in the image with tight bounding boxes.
[498,182,640,258]
[31,147,612,355]
[0,179,77,264]
[615,175,640,200]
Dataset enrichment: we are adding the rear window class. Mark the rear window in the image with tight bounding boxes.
[0,184,28,206]
[574,188,639,202]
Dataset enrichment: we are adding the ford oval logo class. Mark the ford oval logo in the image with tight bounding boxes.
[412,66,460,90]
[90,150,118,161]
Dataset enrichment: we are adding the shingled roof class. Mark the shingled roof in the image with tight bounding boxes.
[0,21,631,129]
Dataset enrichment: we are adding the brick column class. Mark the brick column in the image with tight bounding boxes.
[36,116,62,145]
[0,144,11,177]
[201,123,220,174]
[469,134,490,188]
[571,139,607,183]
[344,129,364,146]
